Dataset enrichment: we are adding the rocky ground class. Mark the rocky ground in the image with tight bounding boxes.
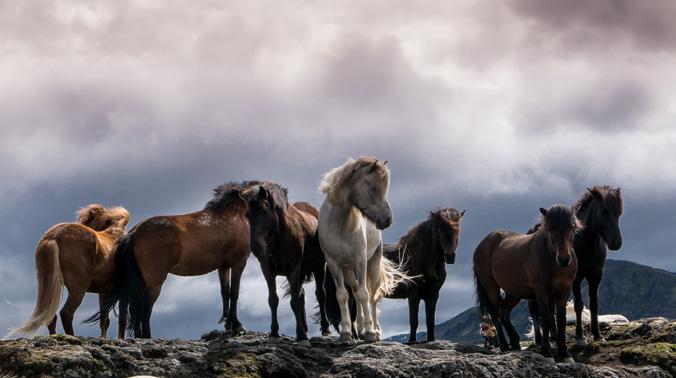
[0,317,673,377]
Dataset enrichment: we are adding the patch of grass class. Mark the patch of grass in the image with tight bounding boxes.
[620,342,675,375]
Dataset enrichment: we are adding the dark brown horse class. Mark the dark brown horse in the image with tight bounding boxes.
[9,205,130,339]
[527,186,623,347]
[473,205,579,362]
[244,183,329,344]
[89,182,258,338]
[383,208,465,343]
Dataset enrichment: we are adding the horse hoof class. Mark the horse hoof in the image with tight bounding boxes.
[268,335,281,344]
[321,331,331,337]
[339,332,352,342]
[593,337,606,343]
[558,357,575,364]
[575,338,588,347]
[297,339,311,348]
[364,331,377,343]
[545,357,555,364]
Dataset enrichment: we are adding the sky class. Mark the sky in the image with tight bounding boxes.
[1,0,675,340]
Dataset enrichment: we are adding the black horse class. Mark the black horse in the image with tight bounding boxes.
[321,209,464,342]
[528,186,623,346]
[244,183,330,344]
[384,208,464,343]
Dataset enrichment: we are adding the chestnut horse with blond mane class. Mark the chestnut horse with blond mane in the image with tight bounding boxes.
[8,204,131,339]
[318,157,409,342]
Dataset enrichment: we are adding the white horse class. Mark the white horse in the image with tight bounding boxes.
[318,157,409,342]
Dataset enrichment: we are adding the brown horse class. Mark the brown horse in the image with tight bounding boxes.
[244,183,329,344]
[90,182,257,338]
[8,204,130,339]
[473,205,579,362]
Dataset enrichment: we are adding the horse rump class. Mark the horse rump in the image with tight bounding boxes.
[84,235,147,338]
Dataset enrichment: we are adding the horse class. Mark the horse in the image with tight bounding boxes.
[383,208,465,343]
[473,205,579,362]
[244,183,329,345]
[88,181,258,338]
[526,186,623,346]
[8,204,130,339]
[318,156,410,342]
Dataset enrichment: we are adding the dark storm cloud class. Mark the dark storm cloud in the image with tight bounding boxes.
[506,0,676,52]
[1,1,675,340]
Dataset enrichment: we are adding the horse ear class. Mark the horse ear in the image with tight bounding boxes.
[460,210,466,217]
[383,160,388,165]
[587,187,603,200]
[539,207,548,216]
[368,160,379,173]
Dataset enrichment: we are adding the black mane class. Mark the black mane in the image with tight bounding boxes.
[573,185,623,220]
[398,208,461,279]
[205,181,264,211]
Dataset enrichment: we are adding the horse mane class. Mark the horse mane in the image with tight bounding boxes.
[204,181,265,211]
[76,204,130,237]
[319,157,389,202]
[572,185,623,219]
[539,204,579,231]
[247,182,289,212]
[398,208,462,278]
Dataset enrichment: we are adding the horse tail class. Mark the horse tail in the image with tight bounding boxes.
[474,264,492,316]
[374,253,411,303]
[84,235,146,338]
[7,239,63,337]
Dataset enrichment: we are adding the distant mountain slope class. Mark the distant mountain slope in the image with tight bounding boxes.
[387,259,676,344]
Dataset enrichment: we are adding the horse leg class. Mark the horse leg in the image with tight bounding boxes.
[407,291,421,344]
[353,257,376,342]
[226,259,246,333]
[313,266,330,336]
[528,299,542,346]
[555,295,573,363]
[217,267,231,326]
[141,284,162,338]
[425,291,439,343]
[366,252,383,340]
[287,271,308,342]
[117,299,128,340]
[572,277,586,346]
[98,294,111,338]
[344,268,363,337]
[535,293,553,360]
[60,289,86,336]
[47,316,57,335]
[500,295,521,350]
[588,274,603,341]
[326,260,353,341]
[263,268,280,338]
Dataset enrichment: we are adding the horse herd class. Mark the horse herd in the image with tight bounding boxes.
[8,156,623,362]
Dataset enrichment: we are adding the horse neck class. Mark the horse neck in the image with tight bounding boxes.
[578,202,603,242]
[403,221,443,272]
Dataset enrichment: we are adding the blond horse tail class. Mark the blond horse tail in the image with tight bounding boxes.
[374,254,412,302]
[7,240,63,337]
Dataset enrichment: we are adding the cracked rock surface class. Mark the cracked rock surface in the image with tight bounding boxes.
[0,317,673,377]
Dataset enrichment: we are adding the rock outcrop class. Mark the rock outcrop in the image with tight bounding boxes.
[0,318,673,377]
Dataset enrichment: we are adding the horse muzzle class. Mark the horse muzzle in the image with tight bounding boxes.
[444,253,456,264]
[556,255,572,267]
[607,239,622,251]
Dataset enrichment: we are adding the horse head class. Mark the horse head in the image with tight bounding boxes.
[245,184,288,259]
[586,187,624,251]
[431,208,465,264]
[539,205,579,267]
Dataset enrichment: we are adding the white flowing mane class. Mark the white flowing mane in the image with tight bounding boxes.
[318,157,389,203]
